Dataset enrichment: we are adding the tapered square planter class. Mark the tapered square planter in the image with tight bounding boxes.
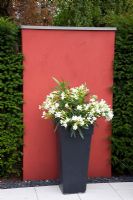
[58,125,94,194]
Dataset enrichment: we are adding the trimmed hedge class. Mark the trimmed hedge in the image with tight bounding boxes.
[0,18,23,177]
[107,15,133,174]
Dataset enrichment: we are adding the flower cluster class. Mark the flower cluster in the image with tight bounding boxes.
[39,79,113,138]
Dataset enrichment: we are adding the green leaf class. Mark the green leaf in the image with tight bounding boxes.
[52,77,60,85]
[78,129,84,139]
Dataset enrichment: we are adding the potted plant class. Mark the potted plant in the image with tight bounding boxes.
[39,78,113,194]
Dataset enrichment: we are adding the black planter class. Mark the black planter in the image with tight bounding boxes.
[58,125,94,194]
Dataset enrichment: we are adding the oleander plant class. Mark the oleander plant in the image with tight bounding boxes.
[39,78,113,138]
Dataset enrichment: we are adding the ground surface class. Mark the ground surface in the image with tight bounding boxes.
[0,182,133,200]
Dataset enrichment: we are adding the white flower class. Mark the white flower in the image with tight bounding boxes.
[102,112,106,117]
[43,111,46,116]
[95,108,101,114]
[77,105,82,110]
[72,116,78,121]
[90,98,95,102]
[78,116,83,121]
[92,116,97,121]
[99,99,106,106]
[79,84,85,89]
[70,87,77,93]
[79,84,89,93]
[49,108,55,114]
[73,124,78,130]
[61,92,65,100]
[49,93,54,98]
[71,93,78,100]
[62,123,67,128]
[60,118,70,128]
[52,91,58,94]
[65,103,69,108]
[72,115,84,122]
[106,111,114,121]
[84,104,90,110]
[44,102,50,109]
[39,105,42,110]
[80,121,85,126]
[74,95,78,100]
[87,116,91,121]
[41,111,47,119]
[55,103,59,108]
[90,108,95,114]
[65,118,70,123]
[100,107,106,112]
[55,112,62,118]
[60,120,63,124]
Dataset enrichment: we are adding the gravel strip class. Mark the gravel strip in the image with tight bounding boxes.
[0,176,133,189]
[87,176,133,183]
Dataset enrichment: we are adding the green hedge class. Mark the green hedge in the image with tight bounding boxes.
[107,15,133,174]
[0,18,23,177]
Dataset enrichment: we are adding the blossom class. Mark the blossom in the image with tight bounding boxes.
[77,105,82,110]
[49,107,56,114]
[90,98,95,102]
[92,116,97,121]
[39,105,42,110]
[80,121,85,126]
[61,92,65,100]
[73,124,78,130]
[70,87,77,93]
[72,116,78,121]
[84,104,90,110]
[65,103,69,108]
[55,112,62,118]
[99,99,106,106]
[44,102,50,109]
[62,123,67,128]
[43,111,46,116]
[49,93,54,98]
[79,84,89,93]
[55,103,59,108]
[106,111,114,121]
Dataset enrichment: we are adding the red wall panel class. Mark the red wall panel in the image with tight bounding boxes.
[22,27,115,180]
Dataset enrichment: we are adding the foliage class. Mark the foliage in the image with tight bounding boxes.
[0,17,23,177]
[39,78,113,139]
[54,0,94,26]
[106,15,133,175]
[54,0,133,26]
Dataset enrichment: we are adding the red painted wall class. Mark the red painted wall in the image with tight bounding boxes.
[22,28,115,180]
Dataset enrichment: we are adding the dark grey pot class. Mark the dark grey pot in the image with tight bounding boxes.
[57,125,94,194]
